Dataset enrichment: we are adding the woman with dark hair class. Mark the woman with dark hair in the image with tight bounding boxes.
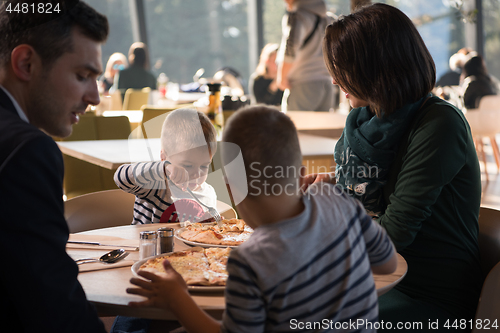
[306,3,483,327]
[114,42,157,93]
[462,53,499,109]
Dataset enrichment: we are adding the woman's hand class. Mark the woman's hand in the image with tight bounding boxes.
[127,260,188,310]
[301,172,335,192]
[165,164,189,190]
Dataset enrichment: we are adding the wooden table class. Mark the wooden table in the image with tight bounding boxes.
[68,224,407,320]
[57,134,337,174]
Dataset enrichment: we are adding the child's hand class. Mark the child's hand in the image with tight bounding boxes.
[127,260,188,310]
[165,164,189,190]
[301,173,336,192]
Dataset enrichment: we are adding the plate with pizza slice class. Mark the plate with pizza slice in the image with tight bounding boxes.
[174,218,253,248]
[132,247,232,292]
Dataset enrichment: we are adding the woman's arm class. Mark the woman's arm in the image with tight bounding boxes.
[378,105,470,250]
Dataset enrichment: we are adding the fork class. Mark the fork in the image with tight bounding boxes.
[185,187,224,227]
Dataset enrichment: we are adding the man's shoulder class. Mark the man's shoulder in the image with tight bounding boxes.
[0,106,55,166]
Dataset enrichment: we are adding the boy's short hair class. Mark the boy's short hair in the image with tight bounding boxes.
[222,105,302,197]
[161,108,217,157]
[0,0,109,69]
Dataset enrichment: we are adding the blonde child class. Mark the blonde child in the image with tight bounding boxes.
[114,108,217,224]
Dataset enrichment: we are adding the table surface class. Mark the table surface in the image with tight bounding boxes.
[69,223,407,320]
[57,134,337,170]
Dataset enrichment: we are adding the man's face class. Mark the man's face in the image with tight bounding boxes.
[27,29,102,138]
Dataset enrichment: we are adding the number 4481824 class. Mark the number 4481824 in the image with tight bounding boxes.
[6,2,61,14]
[444,319,499,330]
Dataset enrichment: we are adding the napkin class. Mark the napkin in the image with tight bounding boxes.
[78,260,135,272]
[67,234,139,251]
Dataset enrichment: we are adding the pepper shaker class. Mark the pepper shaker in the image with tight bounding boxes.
[139,231,157,259]
[157,227,174,254]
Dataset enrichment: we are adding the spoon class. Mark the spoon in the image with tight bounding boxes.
[75,249,129,265]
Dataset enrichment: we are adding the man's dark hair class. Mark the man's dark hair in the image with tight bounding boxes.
[323,3,436,117]
[0,0,109,68]
[222,105,302,196]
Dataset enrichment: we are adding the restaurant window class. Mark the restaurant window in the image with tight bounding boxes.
[143,0,250,88]
[483,0,500,79]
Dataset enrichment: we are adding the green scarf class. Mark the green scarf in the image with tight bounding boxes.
[334,94,431,215]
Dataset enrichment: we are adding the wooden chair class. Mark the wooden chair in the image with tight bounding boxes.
[60,114,131,199]
[471,207,500,332]
[465,95,500,181]
[64,189,135,233]
[478,207,500,277]
[137,105,176,139]
[122,87,151,110]
[473,261,500,332]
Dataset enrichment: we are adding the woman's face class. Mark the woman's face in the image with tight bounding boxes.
[332,77,369,108]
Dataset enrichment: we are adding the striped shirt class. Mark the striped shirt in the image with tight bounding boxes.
[221,182,394,333]
[114,161,216,224]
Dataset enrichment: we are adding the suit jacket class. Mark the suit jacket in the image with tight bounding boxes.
[0,89,105,332]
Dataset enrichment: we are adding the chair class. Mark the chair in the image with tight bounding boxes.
[122,87,151,110]
[477,207,500,277]
[471,207,500,331]
[65,189,135,233]
[473,262,500,332]
[60,114,131,199]
[465,95,500,181]
[137,105,176,139]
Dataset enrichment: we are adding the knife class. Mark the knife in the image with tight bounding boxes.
[67,240,138,250]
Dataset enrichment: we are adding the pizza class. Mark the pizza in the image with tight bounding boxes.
[139,247,231,286]
[178,218,253,246]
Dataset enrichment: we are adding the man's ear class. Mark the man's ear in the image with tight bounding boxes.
[10,45,40,81]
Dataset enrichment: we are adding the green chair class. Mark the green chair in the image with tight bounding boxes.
[60,114,131,199]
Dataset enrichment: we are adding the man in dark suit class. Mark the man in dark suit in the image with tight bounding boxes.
[0,1,109,332]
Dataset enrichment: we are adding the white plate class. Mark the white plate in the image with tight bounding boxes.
[174,227,239,249]
[131,253,225,292]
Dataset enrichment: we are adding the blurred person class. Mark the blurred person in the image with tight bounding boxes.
[305,3,483,327]
[276,0,335,111]
[114,42,157,93]
[248,43,284,106]
[461,53,499,109]
[99,52,127,94]
[0,1,109,332]
[435,47,472,87]
[126,105,397,333]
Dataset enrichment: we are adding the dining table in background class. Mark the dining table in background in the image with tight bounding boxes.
[68,223,408,320]
[56,133,338,175]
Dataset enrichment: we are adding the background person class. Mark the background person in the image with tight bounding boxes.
[114,42,157,95]
[0,1,109,331]
[461,53,500,109]
[248,43,284,106]
[276,0,335,112]
[126,105,397,333]
[99,52,127,94]
[307,3,483,327]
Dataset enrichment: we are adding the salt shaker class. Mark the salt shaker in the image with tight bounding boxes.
[157,227,174,254]
[139,231,157,259]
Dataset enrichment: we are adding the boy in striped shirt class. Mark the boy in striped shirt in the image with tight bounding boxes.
[127,105,397,332]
